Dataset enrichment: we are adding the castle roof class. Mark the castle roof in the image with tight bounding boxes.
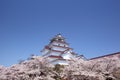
[50,34,67,43]
[52,40,69,44]
[45,46,51,50]
[49,55,63,59]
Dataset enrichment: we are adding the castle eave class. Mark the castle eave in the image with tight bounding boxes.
[49,55,63,59]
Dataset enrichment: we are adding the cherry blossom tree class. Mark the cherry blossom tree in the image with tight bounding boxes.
[62,56,120,80]
[0,55,120,80]
[0,56,55,80]
[61,57,102,80]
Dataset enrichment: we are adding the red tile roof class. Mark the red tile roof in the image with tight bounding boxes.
[49,55,63,59]
[45,46,51,50]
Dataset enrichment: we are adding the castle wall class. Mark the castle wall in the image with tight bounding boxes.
[52,60,68,65]
[90,52,120,61]
[52,46,67,51]
[51,41,69,47]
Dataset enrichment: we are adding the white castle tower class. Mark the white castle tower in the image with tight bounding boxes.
[41,34,80,65]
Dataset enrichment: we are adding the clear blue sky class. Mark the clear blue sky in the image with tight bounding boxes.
[0,0,120,66]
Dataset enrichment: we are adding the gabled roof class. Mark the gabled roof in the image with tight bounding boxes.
[90,52,120,60]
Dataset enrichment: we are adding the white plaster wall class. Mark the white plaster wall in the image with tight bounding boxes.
[62,51,75,59]
[62,53,71,59]
[52,60,68,65]
[52,42,69,47]
[52,47,67,51]
[48,57,57,62]
[50,52,61,56]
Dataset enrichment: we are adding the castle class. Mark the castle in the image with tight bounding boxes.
[41,34,120,65]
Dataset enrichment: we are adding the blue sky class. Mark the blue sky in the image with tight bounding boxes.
[0,0,120,66]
